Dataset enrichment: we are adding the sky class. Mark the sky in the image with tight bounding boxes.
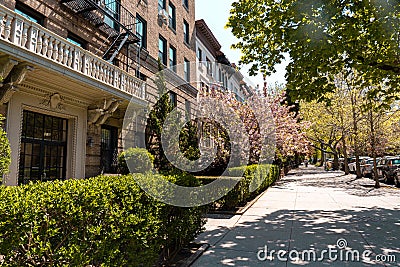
[195,0,287,91]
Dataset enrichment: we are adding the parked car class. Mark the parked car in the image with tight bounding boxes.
[325,158,334,170]
[393,169,400,187]
[348,156,370,174]
[360,158,379,178]
[339,157,353,171]
[348,157,357,173]
[375,156,400,184]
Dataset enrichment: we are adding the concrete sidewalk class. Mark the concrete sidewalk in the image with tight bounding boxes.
[192,166,400,266]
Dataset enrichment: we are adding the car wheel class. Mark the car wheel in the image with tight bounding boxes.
[383,173,393,184]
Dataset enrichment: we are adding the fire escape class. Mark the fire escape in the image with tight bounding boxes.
[61,0,139,64]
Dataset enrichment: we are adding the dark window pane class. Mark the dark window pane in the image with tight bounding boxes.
[24,155,31,167]
[34,114,44,139]
[136,15,147,48]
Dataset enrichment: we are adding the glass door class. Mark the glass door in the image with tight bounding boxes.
[101,125,118,173]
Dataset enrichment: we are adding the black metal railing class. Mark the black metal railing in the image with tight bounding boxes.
[61,0,139,46]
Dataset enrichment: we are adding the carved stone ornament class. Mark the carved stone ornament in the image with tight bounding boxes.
[87,98,122,125]
[0,56,18,82]
[40,93,65,110]
[0,63,33,104]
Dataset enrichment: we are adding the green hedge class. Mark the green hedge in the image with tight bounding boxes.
[118,147,155,174]
[0,115,10,177]
[0,173,206,266]
[198,164,279,210]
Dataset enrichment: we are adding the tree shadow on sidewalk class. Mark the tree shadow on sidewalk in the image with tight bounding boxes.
[194,207,400,266]
[277,167,398,198]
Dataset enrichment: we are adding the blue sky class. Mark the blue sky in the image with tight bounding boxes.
[195,0,287,90]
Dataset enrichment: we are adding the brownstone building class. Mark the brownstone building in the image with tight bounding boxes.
[0,0,197,185]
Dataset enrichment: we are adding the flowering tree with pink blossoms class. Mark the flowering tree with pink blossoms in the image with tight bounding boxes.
[198,85,310,171]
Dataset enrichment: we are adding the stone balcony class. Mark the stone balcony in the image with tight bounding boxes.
[0,4,146,102]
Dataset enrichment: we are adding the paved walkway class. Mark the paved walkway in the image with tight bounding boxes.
[192,166,400,266]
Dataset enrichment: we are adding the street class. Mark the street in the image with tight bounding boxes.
[192,166,400,266]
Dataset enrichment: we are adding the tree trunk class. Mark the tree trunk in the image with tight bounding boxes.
[333,153,339,170]
[350,90,362,178]
[368,107,380,188]
[342,137,350,174]
[355,154,362,178]
[339,100,349,174]
[320,143,325,167]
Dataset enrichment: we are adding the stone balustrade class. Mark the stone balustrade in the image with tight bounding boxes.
[0,5,145,100]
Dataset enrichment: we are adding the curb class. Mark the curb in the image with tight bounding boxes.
[178,243,210,267]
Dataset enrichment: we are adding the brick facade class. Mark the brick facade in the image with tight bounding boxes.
[0,0,198,182]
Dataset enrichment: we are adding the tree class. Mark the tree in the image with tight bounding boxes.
[197,84,310,173]
[300,69,400,186]
[267,90,310,161]
[145,62,173,171]
[227,0,400,102]
[145,61,200,173]
[338,72,367,178]
[300,98,345,171]
[362,86,400,188]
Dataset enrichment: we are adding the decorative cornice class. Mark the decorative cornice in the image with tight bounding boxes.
[195,19,222,53]
[18,83,91,108]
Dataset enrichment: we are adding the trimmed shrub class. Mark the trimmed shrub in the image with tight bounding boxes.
[118,147,155,174]
[0,115,10,177]
[0,173,206,266]
[199,164,280,210]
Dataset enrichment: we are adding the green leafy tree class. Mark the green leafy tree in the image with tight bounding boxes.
[145,62,174,171]
[145,61,200,173]
[227,0,400,102]
[179,120,201,161]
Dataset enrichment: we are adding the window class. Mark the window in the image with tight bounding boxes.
[158,0,166,11]
[185,100,191,119]
[197,48,202,61]
[169,45,177,72]
[183,0,189,9]
[184,58,190,82]
[104,0,120,30]
[136,14,147,48]
[183,20,189,44]
[169,91,177,107]
[67,32,86,48]
[168,2,176,30]
[19,111,68,185]
[206,57,212,75]
[158,35,167,65]
[15,1,44,25]
[200,81,205,88]
[200,81,209,92]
